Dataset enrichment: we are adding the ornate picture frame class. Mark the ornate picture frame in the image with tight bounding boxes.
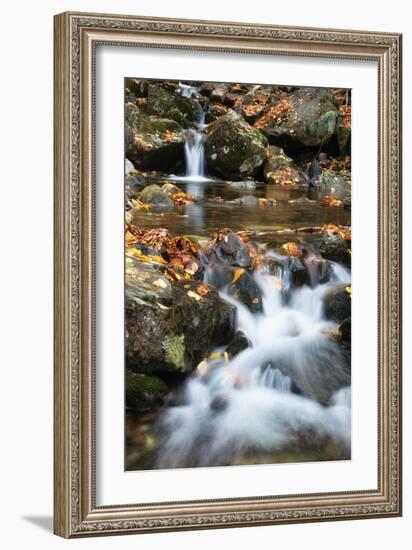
[54,11,402,538]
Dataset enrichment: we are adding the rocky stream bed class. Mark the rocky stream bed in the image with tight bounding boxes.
[124,79,352,470]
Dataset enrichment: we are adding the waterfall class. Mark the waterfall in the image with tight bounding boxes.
[154,254,352,469]
[184,130,205,179]
[176,83,208,182]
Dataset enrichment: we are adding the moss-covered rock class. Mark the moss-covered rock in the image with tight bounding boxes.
[255,87,339,149]
[204,111,268,180]
[139,184,174,211]
[125,370,168,411]
[161,182,182,196]
[125,256,236,374]
[125,105,185,172]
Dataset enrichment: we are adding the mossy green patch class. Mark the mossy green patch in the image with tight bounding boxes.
[162,334,185,371]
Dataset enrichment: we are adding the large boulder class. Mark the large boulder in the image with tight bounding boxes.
[322,284,351,323]
[139,83,203,127]
[263,145,303,185]
[255,87,339,149]
[204,111,268,180]
[125,256,236,374]
[125,105,185,172]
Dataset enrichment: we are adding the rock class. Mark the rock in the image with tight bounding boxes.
[337,117,351,154]
[319,235,351,268]
[226,331,251,358]
[235,86,274,124]
[125,174,145,201]
[231,194,259,206]
[304,256,333,286]
[319,169,351,200]
[125,78,149,97]
[125,105,185,172]
[210,395,229,412]
[125,256,236,373]
[210,85,228,102]
[339,317,351,344]
[125,370,168,411]
[204,103,229,123]
[255,87,339,149]
[125,158,135,175]
[204,264,234,290]
[227,179,256,190]
[204,111,268,180]
[322,284,351,323]
[288,257,310,287]
[175,95,204,124]
[228,270,263,313]
[161,182,182,196]
[206,231,252,268]
[139,184,174,211]
[140,83,187,127]
[264,145,303,185]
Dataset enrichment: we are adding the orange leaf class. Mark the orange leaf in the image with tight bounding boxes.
[281,242,302,256]
[232,268,245,283]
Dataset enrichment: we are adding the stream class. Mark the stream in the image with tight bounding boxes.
[126,83,351,470]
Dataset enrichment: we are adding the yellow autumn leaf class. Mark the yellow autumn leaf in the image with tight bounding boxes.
[196,360,208,376]
[281,242,301,256]
[232,268,245,283]
[345,285,352,297]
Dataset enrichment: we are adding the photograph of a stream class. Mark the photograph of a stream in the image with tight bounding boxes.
[124,78,352,470]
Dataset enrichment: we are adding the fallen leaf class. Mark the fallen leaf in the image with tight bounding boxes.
[157,302,170,310]
[197,284,210,296]
[232,268,245,283]
[281,242,302,256]
[345,285,352,297]
[321,196,343,207]
[187,290,202,301]
[152,278,168,289]
[196,361,209,376]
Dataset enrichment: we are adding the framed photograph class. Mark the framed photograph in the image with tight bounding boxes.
[54,11,402,538]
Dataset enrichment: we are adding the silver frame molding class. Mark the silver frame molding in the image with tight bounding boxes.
[54,11,402,538]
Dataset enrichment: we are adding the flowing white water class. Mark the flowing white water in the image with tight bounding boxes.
[155,255,351,469]
[171,83,209,183]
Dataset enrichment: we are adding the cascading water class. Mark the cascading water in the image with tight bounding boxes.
[154,252,351,469]
[177,83,208,182]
